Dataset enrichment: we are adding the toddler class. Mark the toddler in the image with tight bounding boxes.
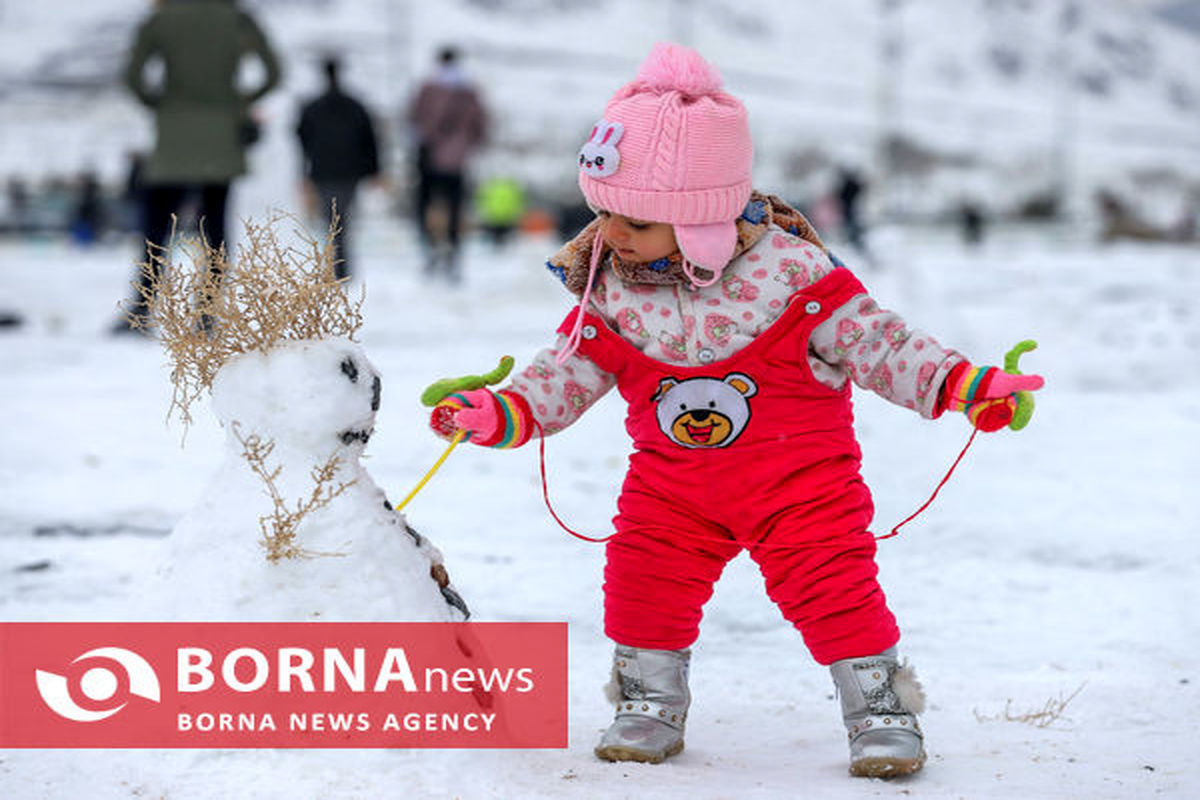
[429,43,1043,777]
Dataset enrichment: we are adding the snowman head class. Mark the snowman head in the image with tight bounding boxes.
[211,339,381,457]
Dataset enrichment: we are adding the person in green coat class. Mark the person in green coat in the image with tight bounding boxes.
[118,0,281,331]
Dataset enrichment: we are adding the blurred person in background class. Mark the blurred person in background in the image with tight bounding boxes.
[69,170,105,247]
[474,175,526,249]
[959,199,986,247]
[835,165,866,253]
[3,177,32,235]
[406,45,488,284]
[296,55,381,282]
[115,0,281,333]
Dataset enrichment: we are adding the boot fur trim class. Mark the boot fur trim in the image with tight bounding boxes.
[893,662,926,714]
[603,663,623,705]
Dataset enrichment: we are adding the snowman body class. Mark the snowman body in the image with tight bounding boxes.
[160,338,465,622]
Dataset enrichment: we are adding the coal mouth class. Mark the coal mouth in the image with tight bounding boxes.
[338,428,373,445]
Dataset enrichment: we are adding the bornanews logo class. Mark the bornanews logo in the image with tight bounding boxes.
[0,623,567,748]
[35,646,162,721]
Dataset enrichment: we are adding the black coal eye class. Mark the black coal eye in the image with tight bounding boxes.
[578,154,585,165]
[340,357,359,383]
[594,155,605,167]
[371,375,382,411]
[708,401,716,408]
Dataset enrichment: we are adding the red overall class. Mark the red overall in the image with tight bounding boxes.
[559,268,900,665]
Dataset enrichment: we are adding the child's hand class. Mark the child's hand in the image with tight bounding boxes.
[428,388,535,449]
[943,364,1044,432]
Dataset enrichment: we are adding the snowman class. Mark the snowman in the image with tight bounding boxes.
[141,216,467,622]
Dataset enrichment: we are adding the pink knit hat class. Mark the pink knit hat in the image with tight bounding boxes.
[577,43,753,280]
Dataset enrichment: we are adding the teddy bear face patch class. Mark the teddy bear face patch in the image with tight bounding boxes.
[651,373,758,448]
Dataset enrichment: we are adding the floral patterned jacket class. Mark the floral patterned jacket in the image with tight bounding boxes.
[506,225,965,435]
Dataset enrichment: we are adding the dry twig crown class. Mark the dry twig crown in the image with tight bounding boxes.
[130,212,363,426]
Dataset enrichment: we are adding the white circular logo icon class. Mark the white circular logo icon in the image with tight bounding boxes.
[35,647,161,722]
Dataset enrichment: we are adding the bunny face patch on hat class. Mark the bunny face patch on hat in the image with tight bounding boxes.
[578,119,624,178]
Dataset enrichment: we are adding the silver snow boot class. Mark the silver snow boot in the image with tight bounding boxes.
[594,645,690,764]
[829,647,927,778]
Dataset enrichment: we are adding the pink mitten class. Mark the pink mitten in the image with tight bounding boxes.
[428,388,535,449]
[942,364,1044,432]
[985,371,1044,396]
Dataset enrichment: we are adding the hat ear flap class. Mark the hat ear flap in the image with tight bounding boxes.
[675,220,738,273]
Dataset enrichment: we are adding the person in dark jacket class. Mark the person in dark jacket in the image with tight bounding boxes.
[297,56,381,281]
[835,166,866,252]
[117,0,281,332]
[69,170,105,246]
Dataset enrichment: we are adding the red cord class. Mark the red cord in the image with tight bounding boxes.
[534,422,617,543]
[534,416,987,547]
[876,423,981,540]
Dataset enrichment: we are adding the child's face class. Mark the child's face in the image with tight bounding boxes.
[598,210,678,263]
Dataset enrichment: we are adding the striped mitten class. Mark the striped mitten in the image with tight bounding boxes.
[429,388,535,449]
[942,363,1044,432]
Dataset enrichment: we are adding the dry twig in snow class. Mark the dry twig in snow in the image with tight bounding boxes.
[974,683,1086,729]
[233,424,354,562]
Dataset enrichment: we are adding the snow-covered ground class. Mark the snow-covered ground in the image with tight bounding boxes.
[0,212,1197,798]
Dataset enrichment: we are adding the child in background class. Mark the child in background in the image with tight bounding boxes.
[428,43,1043,777]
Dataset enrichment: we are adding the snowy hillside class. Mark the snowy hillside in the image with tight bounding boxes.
[1,0,1198,223]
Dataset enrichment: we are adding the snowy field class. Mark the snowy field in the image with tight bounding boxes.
[0,214,1197,799]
